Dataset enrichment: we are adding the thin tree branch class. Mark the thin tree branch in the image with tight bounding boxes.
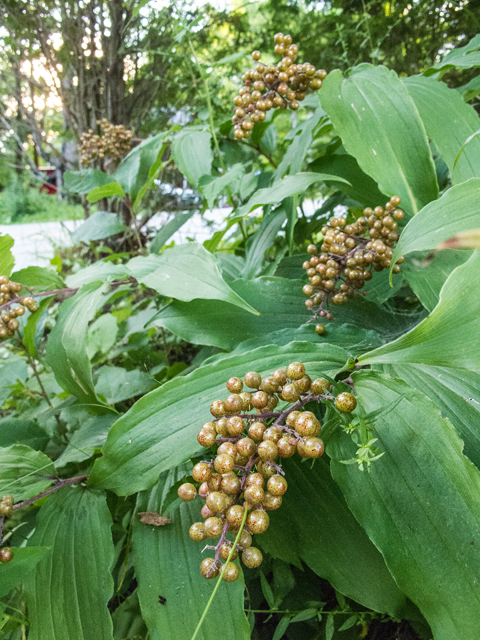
[12,476,89,511]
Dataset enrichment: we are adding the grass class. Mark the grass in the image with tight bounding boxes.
[0,181,84,225]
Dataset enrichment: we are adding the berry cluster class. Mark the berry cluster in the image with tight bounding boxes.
[302,196,405,326]
[0,277,37,339]
[0,495,14,564]
[177,363,357,581]
[80,119,132,166]
[232,34,327,139]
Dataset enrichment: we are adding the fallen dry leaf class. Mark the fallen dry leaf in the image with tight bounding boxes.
[138,512,171,526]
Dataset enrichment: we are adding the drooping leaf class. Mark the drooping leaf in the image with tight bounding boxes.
[0,444,55,500]
[321,64,438,215]
[391,178,480,265]
[457,75,480,102]
[133,467,250,640]
[86,314,119,359]
[128,243,259,314]
[425,34,480,75]
[309,153,387,206]
[0,234,15,276]
[0,547,51,598]
[88,342,349,495]
[274,110,326,179]
[150,211,196,254]
[95,366,156,403]
[152,276,422,350]
[45,282,109,405]
[66,261,130,288]
[243,209,287,278]
[236,172,349,217]
[72,211,127,243]
[384,364,480,469]
[86,182,125,203]
[171,129,213,187]
[24,486,115,640]
[359,251,480,369]
[401,250,472,312]
[328,371,480,640]
[64,169,115,194]
[261,457,406,615]
[199,163,245,209]
[0,418,49,450]
[404,76,480,184]
[10,266,64,291]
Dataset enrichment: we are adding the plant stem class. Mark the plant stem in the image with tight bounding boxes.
[190,504,248,640]
[12,476,88,511]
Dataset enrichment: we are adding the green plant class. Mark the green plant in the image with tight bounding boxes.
[1,33,480,640]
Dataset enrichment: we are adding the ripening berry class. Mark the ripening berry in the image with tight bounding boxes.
[286,411,301,427]
[178,483,196,502]
[239,392,253,411]
[238,530,252,549]
[206,491,227,514]
[226,505,245,528]
[244,485,265,505]
[201,505,214,519]
[277,436,296,458]
[200,558,219,578]
[262,427,282,442]
[272,369,287,385]
[244,371,262,388]
[267,475,288,496]
[192,462,213,483]
[281,384,300,403]
[248,421,266,441]
[311,378,330,395]
[252,391,269,409]
[204,516,224,538]
[295,412,320,437]
[242,546,263,568]
[227,416,245,437]
[214,453,235,474]
[257,440,278,461]
[222,561,240,582]
[189,522,206,541]
[0,503,12,517]
[215,418,229,436]
[295,375,312,393]
[260,376,279,393]
[335,392,357,413]
[225,394,243,414]
[220,543,238,561]
[246,510,270,534]
[315,324,325,335]
[199,482,209,497]
[263,492,283,510]
[245,473,264,488]
[210,400,227,418]
[227,377,243,393]
[299,436,324,458]
[257,461,276,477]
[236,437,257,457]
[0,547,14,563]
[221,473,242,496]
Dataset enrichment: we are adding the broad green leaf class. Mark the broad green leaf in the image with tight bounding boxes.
[329,372,480,640]
[86,314,119,359]
[272,617,290,640]
[88,342,349,495]
[150,211,195,254]
[384,364,480,469]
[128,243,259,314]
[133,140,170,209]
[401,250,472,312]
[25,486,114,640]
[457,75,480,102]
[66,261,130,288]
[391,179,480,265]
[95,366,156,403]
[236,172,349,217]
[199,163,245,209]
[152,277,422,350]
[0,418,48,450]
[45,282,109,405]
[64,169,115,194]
[0,358,28,407]
[426,34,480,75]
[309,153,386,206]
[360,251,480,369]
[171,129,213,187]
[321,64,438,215]
[0,547,50,598]
[261,457,406,615]
[404,76,480,184]
[0,444,55,500]
[362,267,403,305]
[215,253,245,280]
[0,234,14,276]
[10,266,64,291]
[86,181,125,203]
[133,467,250,640]
[274,109,325,179]
[243,209,287,278]
[72,211,127,243]
[55,415,116,467]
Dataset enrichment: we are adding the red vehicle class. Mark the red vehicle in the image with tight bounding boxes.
[37,166,57,195]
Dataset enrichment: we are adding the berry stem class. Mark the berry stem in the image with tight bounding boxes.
[191,504,249,640]
[12,475,88,511]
